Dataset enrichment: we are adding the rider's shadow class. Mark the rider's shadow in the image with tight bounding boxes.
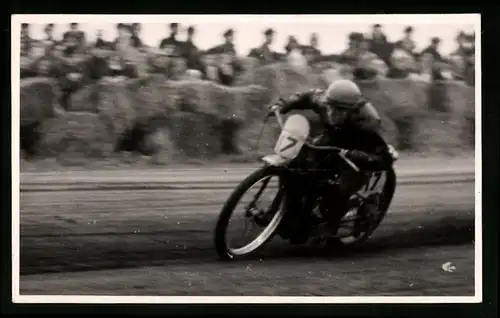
[255,214,474,261]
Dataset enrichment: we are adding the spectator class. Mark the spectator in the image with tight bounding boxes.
[111,24,143,78]
[387,40,419,79]
[450,31,475,84]
[420,37,445,80]
[20,23,33,57]
[131,23,144,48]
[62,23,86,55]
[159,23,182,56]
[33,39,64,78]
[421,37,443,62]
[54,24,87,74]
[206,29,244,83]
[400,26,416,55]
[284,36,307,70]
[113,23,132,51]
[32,23,56,64]
[248,28,279,64]
[95,30,107,49]
[20,22,476,108]
[217,53,237,86]
[208,29,237,56]
[182,25,204,73]
[369,24,393,67]
[350,34,368,58]
[184,26,198,53]
[284,36,300,54]
[339,32,363,66]
[107,53,140,79]
[113,24,137,65]
[84,46,113,80]
[354,34,387,80]
[301,33,322,65]
[42,24,57,47]
[51,42,87,110]
[199,50,236,85]
[455,31,474,54]
[87,35,114,80]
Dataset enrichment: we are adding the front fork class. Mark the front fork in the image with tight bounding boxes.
[244,174,286,228]
[244,176,271,218]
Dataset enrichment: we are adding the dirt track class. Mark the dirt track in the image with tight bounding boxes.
[18,163,475,296]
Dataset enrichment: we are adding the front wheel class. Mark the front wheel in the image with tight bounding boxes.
[214,165,286,261]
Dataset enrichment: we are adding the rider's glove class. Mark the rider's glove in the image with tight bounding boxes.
[268,98,286,117]
[346,149,373,163]
[387,144,399,161]
[346,149,389,171]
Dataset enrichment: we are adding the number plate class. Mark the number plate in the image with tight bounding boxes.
[359,171,387,197]
[274,114,310,160]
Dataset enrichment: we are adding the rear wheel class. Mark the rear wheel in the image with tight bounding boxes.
[214,165,286,260]
[328,167,397,249]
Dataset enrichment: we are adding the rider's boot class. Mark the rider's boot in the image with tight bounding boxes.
[287,198,313,245]
[324,193,352,235]
[287,193,324,245]
[279,178,306,242]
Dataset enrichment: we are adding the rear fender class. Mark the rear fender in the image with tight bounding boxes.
[381,166,397,211]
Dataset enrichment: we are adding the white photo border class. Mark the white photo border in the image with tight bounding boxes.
[11,13,482,304]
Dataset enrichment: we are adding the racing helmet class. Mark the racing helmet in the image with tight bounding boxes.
[322,79,363,110]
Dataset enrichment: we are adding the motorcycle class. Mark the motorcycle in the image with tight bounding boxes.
[214,107,398,261]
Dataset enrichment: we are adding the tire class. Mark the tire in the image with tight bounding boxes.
[214,165,286,261]
[328,166,397,249]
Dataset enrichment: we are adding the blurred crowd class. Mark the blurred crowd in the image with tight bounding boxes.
[20,22,475,109]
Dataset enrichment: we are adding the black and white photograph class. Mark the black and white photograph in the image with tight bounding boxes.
[12,14,480,303]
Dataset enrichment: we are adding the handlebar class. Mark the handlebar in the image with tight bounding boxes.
[271,108,345,152]
[270,107,360,172]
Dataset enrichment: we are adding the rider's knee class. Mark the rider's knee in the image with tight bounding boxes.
[338,169,365,194]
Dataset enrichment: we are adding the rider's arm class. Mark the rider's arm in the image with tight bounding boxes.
[357,101,382,132]
[279,89,322,114]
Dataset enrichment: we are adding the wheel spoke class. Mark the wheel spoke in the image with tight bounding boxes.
[245,176,271,211]
[337,172,390,246]
[241,218,254,239]
[223,174,285,257]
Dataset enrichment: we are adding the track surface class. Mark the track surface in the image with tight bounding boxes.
[19,158,476,296]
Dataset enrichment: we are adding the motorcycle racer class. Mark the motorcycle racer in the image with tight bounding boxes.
[269,79,397,243]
